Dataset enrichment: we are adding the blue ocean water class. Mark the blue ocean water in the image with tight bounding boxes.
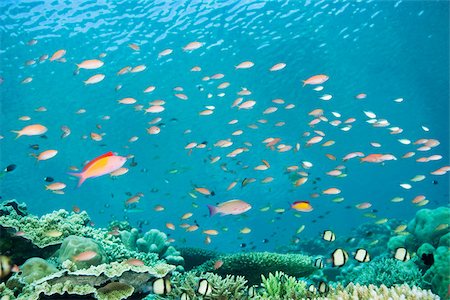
[0,0,448,254]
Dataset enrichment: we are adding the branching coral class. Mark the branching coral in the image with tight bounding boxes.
[168,271,248,299]
[315,283,439,300]
[260,271,307,299]
[340,257,426,288]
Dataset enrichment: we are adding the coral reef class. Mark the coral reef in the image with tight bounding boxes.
[20,257,58,284]
[193,252,315,284]
[387,207,450,252]
[169,271,248,299]
[260,271,307,299]
[0,200,181,300]
[108,220,132,232]
[120,228,184,271]
[0,207,92,248]
[387,207,450,299]
[423,245,450,299]
[0,282,15,299]
[178,247,219,271]
[339,256,426,288]
[14,261,174,300]
[405,207,450,249]
[315,283,439,300]
[57,235,108,269]
[0,203,170,266]
[353,220,402,258]
[0,199,27,217]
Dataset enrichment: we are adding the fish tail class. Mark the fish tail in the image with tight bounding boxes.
[11,131,22,139]
[29,153,40,164]
[68,172,85,188]
[302,81,306,87]
[207,205,218,217]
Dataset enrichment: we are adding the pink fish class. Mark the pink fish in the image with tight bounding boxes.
[72,250,97,262]
[303,74,329,86]
[207,199,252,216]
[68,152,127,187]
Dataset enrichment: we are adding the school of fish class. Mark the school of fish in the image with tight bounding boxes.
[2,37,449,253]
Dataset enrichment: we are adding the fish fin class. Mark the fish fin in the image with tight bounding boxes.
[82,151,114,171]
[207,205,218,217]
[68,172,85,188]
[302,81,306,87]
[30,153,40,164]
[11,131,22,139]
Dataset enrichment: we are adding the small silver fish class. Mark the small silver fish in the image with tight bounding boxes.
[61,125,71,139]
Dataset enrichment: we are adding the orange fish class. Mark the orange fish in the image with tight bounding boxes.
[195,187,214,196]
[360,154,384,163]
[68,152,127,187]
[207,200,251,216]
[323,188,341,195]
[126,258,144,266]
[214,260,224,270]
[72,250,97,262]
[12,124,47,138]
[291,201,313,212]
[303,74,329,86]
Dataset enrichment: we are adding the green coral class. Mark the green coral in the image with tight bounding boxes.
[120,228,184,270]
[386,206,450,298]
[406,207,450,249]
[342,257,425,288]
[0,208,91,248]
[424,246,450,300]
[439,232,450,247]
[57,235,108,269]
[193,252,315,284]
[20,257,58,284]
[0,206,161,266]
[168,271,248,299]
[388,207,450,252]
[0,282,16,299]
[178,247,219,271]
[260,271,307,299]
[137,229,169,254]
